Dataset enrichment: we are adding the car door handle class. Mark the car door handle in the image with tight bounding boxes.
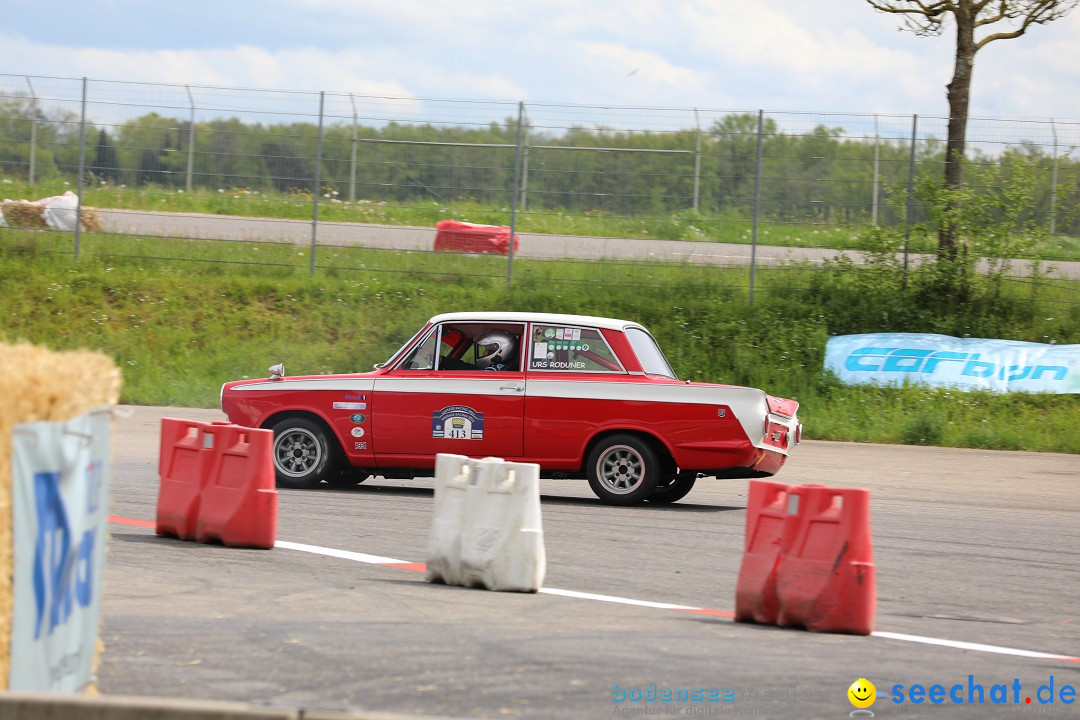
[499,385,524,392]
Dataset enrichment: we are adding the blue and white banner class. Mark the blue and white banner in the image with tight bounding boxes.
[825,333,1080,394]
[9,408,111,692]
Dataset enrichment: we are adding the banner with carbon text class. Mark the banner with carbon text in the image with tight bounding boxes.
[9,408,111,692]
[825,333,1080,394]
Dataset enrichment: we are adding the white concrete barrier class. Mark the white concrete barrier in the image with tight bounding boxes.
[425,454,545,592]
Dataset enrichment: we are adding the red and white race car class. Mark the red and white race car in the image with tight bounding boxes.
[220,312,801,505]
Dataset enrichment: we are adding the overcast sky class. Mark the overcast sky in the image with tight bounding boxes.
[2,0,1078,120]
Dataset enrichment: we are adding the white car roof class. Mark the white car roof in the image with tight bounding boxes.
[428,311,643,332]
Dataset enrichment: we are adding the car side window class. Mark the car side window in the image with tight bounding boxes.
[438,326,477,371]
[625,326,677,378]
[405,323,524,372]
[400,330,438,370]
[471,326,523,371]
[529,324,624,372]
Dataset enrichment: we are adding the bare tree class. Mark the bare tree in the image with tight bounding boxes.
[866,0,1078,258]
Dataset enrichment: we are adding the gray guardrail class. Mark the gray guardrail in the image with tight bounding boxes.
[0,692,454,720]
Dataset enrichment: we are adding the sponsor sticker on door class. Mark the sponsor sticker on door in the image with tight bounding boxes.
[432,405,484,440]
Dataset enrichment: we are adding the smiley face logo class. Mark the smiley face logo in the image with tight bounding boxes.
[848,678,876,709]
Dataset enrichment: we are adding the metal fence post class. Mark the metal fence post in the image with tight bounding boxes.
[872,114,880,227]
[749,109,764,305]
[507,101,525,285]
[75,77,88,259]
[903,114,918,274]
[25,77,37,186]
[520,143,529,211]
[693,108,701,212]
[349,93,358,203]
[310,91,325,275]
[185,85,196,193]
[1049,118,1058,236]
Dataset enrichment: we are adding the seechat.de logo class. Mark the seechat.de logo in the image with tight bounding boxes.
[848,678,876,717]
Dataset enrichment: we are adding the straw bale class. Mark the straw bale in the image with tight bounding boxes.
[0,201,49,229]
[0,200,105,232]
[0,342,122,691]
[80,206,105,232]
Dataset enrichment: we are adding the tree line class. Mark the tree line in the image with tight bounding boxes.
[0,97,1076,235]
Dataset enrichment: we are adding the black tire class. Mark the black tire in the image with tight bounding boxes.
[645,471,698,504]
[585,434,661,506]
[270,417,338,489]
[324,469,370,487]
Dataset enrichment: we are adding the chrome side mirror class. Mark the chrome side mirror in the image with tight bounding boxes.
[268,363,285,379]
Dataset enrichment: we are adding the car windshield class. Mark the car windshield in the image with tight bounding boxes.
[625,327,677,379]
[383,325,428,367]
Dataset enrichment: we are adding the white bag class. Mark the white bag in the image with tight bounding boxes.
[41,191,80,231]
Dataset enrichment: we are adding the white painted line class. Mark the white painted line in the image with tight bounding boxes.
[112,517,1080,665]
[270,538,1080,663]
[871,631,1080,662]
[273,539,407,566]
[539,587,700,611]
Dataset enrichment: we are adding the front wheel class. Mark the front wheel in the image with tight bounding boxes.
[645,471,698,504]
[586,434,660,506]
[270,417,338,489]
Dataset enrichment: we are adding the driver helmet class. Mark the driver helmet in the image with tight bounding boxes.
[475,330,516,370]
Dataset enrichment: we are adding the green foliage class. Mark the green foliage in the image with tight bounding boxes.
[913,153,1054,293]
[1,235,1076,453]
[899,410,945,446]
[3,98,1080,245]
[1,103,1076,454]
[802,155,1076,337]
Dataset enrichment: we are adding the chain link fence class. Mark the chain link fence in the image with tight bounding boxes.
[1,74,1077,296]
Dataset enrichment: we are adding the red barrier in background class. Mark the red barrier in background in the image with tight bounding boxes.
[195,423,279,549]
[775,485,875,635]
[434,220,520,255]
[733,480,790,625]
[155,418,216,540]
[734,482,876,636]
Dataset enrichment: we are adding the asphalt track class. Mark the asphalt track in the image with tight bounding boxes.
[97,405,1080,719]
[96,209,1080,279]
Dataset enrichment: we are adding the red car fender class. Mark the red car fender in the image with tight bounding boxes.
[258,404,337,436]
[580,422,679,466]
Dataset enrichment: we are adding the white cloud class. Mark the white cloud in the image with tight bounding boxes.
[0,0,1076,122]
[0,35,409,96]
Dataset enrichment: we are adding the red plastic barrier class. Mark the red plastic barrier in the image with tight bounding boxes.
[195,423,279,549]
[733,480,791,625]
[155,418,216,540]
[434,220,520,255]
[775,485,876,635]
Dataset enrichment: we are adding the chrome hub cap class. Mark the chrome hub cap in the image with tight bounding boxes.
[274,427,322,478]
[596,445,645,494]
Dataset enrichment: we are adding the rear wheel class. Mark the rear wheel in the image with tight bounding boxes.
[586,434,660,506]
[270,417,338,489]
[645,471,698,504]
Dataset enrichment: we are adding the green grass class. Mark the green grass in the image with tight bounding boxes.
[8,180,1078,261]
[2,226,1077,453]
